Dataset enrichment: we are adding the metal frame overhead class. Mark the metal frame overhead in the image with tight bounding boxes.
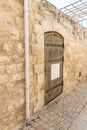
[60,0,87,24]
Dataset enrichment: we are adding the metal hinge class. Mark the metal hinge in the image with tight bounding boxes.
[62,43,64,48]
[45,66,49,75]
[62,80,64,86]
[62,56,64,62]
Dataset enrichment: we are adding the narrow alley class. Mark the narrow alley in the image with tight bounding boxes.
[24,80,87,130]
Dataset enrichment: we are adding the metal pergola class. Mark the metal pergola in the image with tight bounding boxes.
[60,0,87,24]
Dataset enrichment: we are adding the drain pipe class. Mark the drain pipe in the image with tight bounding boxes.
[24,0,30,125]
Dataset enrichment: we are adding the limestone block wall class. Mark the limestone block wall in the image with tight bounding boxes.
[29,0,87,116]
[0,0,87,129]
[0,0,25,130]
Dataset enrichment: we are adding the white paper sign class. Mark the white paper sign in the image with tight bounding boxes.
[51,63,60,80]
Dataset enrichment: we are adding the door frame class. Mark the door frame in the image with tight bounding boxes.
[44,31,64,104]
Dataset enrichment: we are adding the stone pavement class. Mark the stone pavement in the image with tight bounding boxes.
[23,80,87,130]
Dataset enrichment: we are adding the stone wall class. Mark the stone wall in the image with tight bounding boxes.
[29,0,87,116]
[0,0,25,130]
[0,0,87,129]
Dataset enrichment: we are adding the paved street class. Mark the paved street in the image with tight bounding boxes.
[23,80,87,130]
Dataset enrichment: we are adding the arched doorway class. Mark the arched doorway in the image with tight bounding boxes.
[44,32,64,104]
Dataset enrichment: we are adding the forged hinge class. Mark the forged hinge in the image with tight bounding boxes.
[62,80,64,86]
[62,43,64,48]
[62,56,64,62]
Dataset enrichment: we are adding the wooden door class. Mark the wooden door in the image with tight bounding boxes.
[44,32,64,104]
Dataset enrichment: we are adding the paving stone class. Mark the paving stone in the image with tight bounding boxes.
[69,118,87,130]
[23,80,87,130]
[69,124,80,130]
[77,112,87,122]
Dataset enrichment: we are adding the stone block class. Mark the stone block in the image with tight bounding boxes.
[12,88,24,99]
[30,55,37,65]
[34,90,44,113]
[0,66,4,73]
[16,43,24,55]
[0,74,8,83]
[38,90,44,101]
[0,55,11,64]
[30,96,37,104]
[5,64,17,74]
[37,73,44,84]
[12,55,24,63]
[0,85,4,95]
[38,54,44,63]
[0,104,6,114]
[35,84,43,94]
[41,20,53,32]
[15,80,25,89]
[30,86,35,97]
[30,72,37,87]
[31,33,36,43]
[34,98,44,113]
[17,113,24,122]
[0,25,19,41]
[34,0,40,2]
[36,34,44,44]
[35,13,43,21]
[7,104,15,112]
[31,44,44,55]
[6,82,15,93]
[34,64,44,74]
[14,98,25,109]
[17,63,24,72]
[8,72,24,82]
[6,81,24,95]
[3,43,14,54]
[34,24,43,34]
[30,103,34,117]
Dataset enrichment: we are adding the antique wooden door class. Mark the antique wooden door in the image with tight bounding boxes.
[44,32,64,104]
